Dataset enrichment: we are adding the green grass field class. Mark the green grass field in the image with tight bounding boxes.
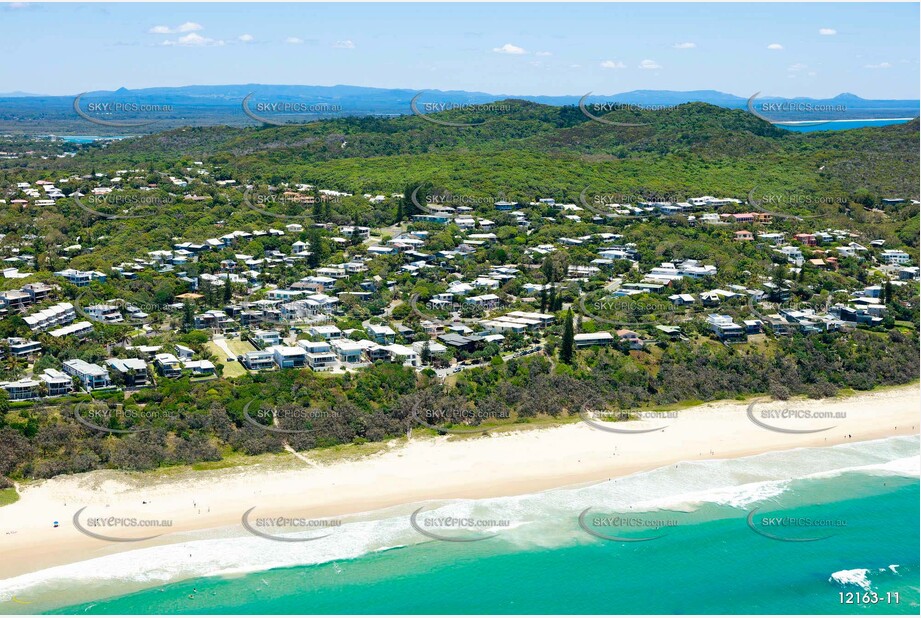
[203,338,258,379]
[0,487,20,507]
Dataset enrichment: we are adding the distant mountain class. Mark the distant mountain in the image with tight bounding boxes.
[0,84,916,135]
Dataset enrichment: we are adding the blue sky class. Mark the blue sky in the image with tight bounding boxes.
[2,2,918,98]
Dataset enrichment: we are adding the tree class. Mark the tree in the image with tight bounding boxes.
[560,309,574,364]
[182,302,194,332]
[223,277,232,303]
[421,341,432,365]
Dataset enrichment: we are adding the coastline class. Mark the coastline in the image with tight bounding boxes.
[0,385,918,584]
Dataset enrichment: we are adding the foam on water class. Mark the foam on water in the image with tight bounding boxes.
[830,569,873,590]
[1,435,917,607]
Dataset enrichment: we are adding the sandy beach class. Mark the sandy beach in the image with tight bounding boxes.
[1,385,918,581]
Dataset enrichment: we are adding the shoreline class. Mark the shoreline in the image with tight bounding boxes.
[0,385,918,584]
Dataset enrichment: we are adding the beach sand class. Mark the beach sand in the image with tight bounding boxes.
[1,385,918,580]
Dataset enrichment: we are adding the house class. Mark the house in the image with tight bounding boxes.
[381,344,418,367]
[309,324,343,340]
[55,268,106,287]
[251,329,282,349]
[194,310,232,330]
[0,378,40,401]
[412,340,448,358]
[574,332,615,348]
[24,302,76,332]
[270,345,307,369]
[62,359,112,391]
[240,350,276,371]
[23,282,52,303]
[332,339,366,364]
[85,304,124,324]
[299,341,337,370]
[706,314,746,342]
[105,358,150,388]
[465,294,501,309]
[366,324,396,344]
[793,233,817,247]
[616,329,644,350]
[668,293,696,306]
[183,359,216,376]
[4,337,42,358]
[40,368,72,397]
[734,230,754,242]
[0,290,32,312]
[154,353,183,378]
[437,333,484,351]
[175,344,194,360]
[655,325,683,340]
[645,260,717,282]
[48,321,93,339]
[880,249,911,265]
[776,246,804,266]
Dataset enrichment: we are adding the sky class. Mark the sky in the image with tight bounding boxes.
[1,2,918,99]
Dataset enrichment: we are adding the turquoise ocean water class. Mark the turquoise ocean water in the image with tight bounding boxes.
[781,118,912,132]
[0,436,916,615]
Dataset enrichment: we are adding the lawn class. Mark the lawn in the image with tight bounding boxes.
[203,338,257,379]
[0,487,20,507]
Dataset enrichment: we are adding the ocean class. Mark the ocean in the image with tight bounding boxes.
[779,118,913,132]
[1,436,917,615]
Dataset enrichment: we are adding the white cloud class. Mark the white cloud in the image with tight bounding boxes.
[639,59,662,70]
[238,34,254,43]
[7,2,30,8]
[493,43,525,55]
[149,22,203,35]
[535,51,552,57]
[767,43,784,50]
[162,32,224,47]
[333,40,355,49]
[570,64,582,69]
[673,42,696,49]
[865,62,892,69]
[819,28,837,35]
[788,63,808,72]
[600,60,626,70]
[285,37,304,44]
